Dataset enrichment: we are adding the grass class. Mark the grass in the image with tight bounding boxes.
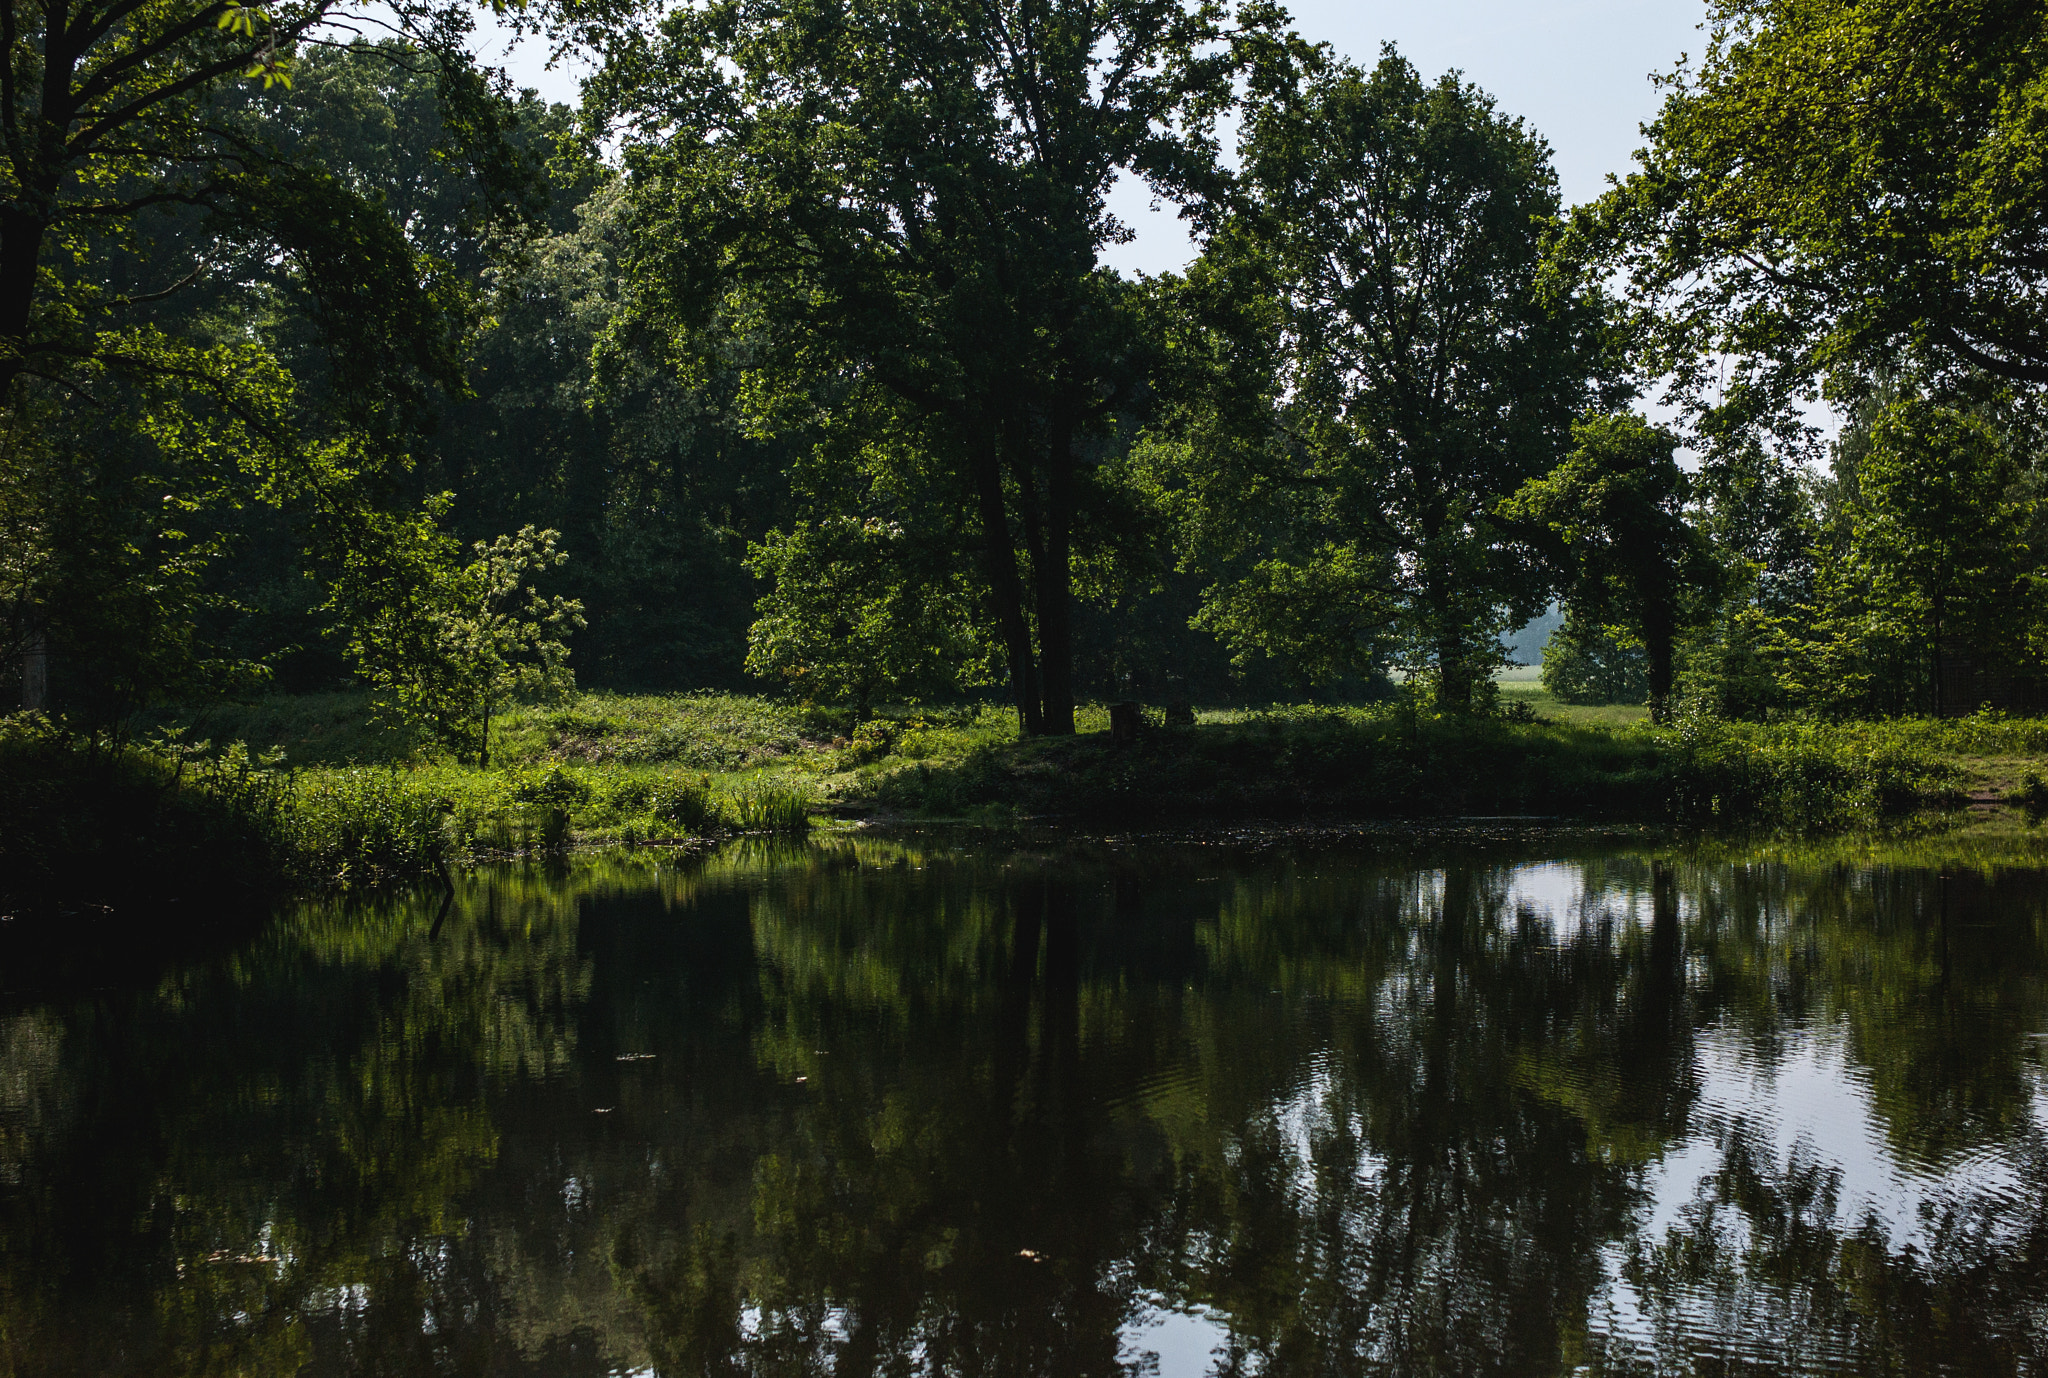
[9,685,2040,917]
[1493,668,1651,728]
[175,688,2031,836]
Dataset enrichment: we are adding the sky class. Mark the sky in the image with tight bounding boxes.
[479,0,1713,277]
[1103,0,1711,276]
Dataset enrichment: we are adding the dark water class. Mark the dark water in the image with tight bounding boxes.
[3,832,2047,1376]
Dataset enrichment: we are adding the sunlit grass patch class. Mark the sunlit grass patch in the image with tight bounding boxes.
[495,691,844,771]
[1494,676,1649,727]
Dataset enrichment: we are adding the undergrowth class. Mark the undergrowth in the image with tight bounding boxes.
[14,693,2045,919]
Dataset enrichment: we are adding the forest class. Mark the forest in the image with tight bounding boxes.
[7,0,2048,908]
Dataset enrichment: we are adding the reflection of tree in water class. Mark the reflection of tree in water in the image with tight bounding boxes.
[0,859,608,1377]
[1613,1119,2048,1373]
[625,848,1172,1377]
[1140,856,1698,1374]
[1591,860,2048,1375]
[609,844,1706,1375]
[1,842,2045,1375]
[1680,860,2048,1168]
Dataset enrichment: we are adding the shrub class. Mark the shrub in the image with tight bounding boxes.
[0,715,295,913]
[1542,614,1648,705]
[506,763,591,807]
[841,718,896,766]
[1661,718,1957,832]
[648,776,721,834]
[286,768,458,884]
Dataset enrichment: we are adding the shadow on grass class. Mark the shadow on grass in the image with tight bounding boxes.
[851,709,1967,837]
[856,712,1672,822]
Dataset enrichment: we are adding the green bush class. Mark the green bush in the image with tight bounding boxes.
[0,714,294,912]
[1660,718,1958,831]
[839,718,896,766]
[648,776,721,833]
[1541,614,1648,706]
[506,762,592,807]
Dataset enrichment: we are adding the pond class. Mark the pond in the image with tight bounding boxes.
[2,830,2046,1375]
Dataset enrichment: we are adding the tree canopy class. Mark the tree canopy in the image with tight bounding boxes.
[1146,51,1619,709]
[1579,0,2048,417]
[15,0,2048,744]
[591,0,1297,734]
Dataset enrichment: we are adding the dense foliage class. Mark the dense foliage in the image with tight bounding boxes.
[10,0,2048,875]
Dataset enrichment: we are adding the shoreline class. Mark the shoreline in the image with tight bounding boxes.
[8,693,2048,924]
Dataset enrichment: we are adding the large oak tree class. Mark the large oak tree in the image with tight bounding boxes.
[1583,0,2048,415]
[594,0,1294,734]
[1155,51,1618,710]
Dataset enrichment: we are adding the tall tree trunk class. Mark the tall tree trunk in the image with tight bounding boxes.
[1646,615,1675,726]
[0,208,47,398]
[1434,638,1473,713]
[1930,595,1944,718]
[1033,408,1077,735]
[971,437,1042,735]
[1419,532,1473,714]
[20,628,47,713]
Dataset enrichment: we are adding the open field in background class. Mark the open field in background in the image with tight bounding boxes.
[1492,668,1652,728]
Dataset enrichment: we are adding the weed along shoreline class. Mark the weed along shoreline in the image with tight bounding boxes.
[9,689,2048,928]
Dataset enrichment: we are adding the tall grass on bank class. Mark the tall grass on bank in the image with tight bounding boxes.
[1662,718,1964,832]
[284,764,814,884]
[724,784,814,832]
[286,769,461,886]
[4,707,822,915]
[17,692,2042,919]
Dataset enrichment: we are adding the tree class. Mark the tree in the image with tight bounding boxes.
[442,174,799,691]
[1537,614,1648,708]
[1579,0,2048,422]
[1858,400,2031,715]
[1562,0,2048,722]
[593,0,1291,734]
[1776,396,2035,716]
[0,0,547,398]
[1159,50,1617,711]
[1505,413,1715,723]
[327,514,583,763]
[743,407,1001,717]
[0,0,585,718]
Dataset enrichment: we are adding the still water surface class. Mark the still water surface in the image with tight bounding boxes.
[3,831,2047,1375]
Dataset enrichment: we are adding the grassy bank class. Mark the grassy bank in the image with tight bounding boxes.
[160,690,2048,829]
[146,691,2048,839]
[9,691,2048,917]
[0,715,295,919]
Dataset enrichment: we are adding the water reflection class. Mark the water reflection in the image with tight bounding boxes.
[1,836,2045,1375]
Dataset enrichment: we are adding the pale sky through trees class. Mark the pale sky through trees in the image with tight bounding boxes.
[477,1,1776,447]
[1098,0,1711,276]
[481,1,1711,277]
